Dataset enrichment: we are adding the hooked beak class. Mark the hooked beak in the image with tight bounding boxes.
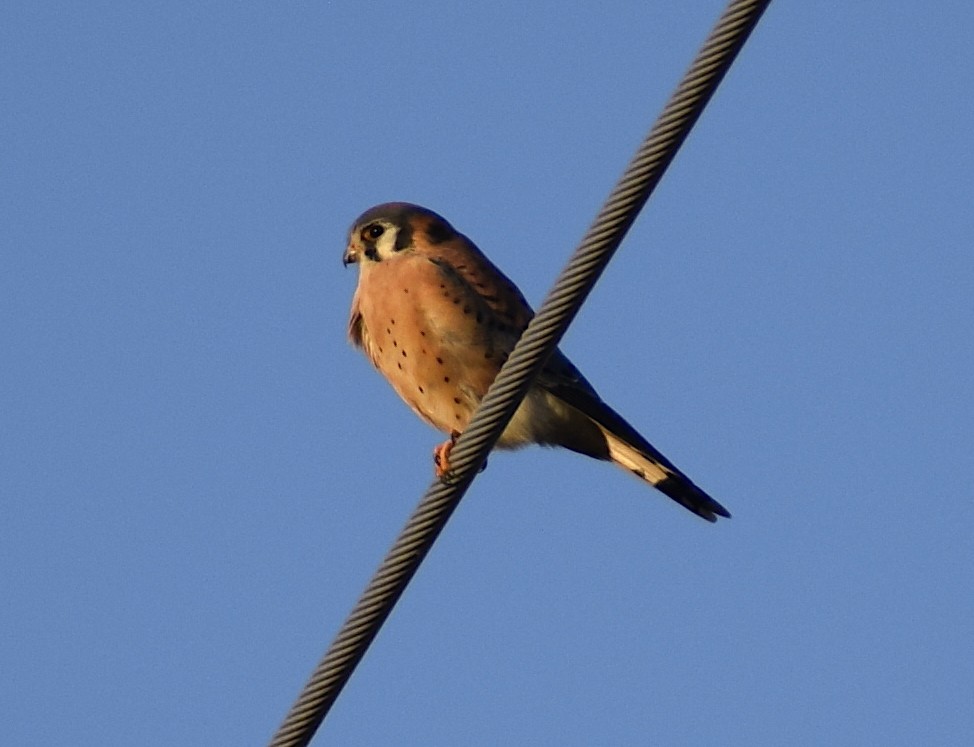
[342,243,359,267]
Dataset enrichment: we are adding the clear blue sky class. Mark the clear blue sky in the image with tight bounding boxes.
[3,2,972,745]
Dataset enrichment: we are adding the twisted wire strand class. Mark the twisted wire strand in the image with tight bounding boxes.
[269,1,770,744]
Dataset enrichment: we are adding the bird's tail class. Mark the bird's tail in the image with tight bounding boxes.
[535,354,730,522]
[599,425,730,522]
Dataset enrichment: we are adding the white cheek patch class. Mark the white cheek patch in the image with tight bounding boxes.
[374,227,400,260]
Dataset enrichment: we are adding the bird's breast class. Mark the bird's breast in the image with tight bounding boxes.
[354,256,515,435]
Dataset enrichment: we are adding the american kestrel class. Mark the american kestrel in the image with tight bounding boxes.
[343,202,730,522]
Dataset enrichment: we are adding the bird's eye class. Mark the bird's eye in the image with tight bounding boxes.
[363,224,384,240]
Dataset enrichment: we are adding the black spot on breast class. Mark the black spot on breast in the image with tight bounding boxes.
[392,340,397,347]
[452,297,461,305]
[390,319,396,325]
[397,362,402,370]
[462,305,471,314]
[453,397,461,404]
[420,330,426,337]
[436,357,444,365]
[401,350,407,358]
[444,376,450,383]
[418,386,424,394]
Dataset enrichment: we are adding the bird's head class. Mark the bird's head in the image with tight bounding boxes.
[343,202,457,267]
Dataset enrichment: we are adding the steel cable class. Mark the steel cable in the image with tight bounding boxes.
[269,1,770,744]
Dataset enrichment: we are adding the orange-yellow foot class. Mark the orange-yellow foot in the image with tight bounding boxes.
[433,431,490,479]
[433,431,460,478]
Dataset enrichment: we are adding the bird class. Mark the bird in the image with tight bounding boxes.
[342,202,730,522]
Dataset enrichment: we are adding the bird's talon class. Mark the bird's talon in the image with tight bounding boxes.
[433,431,460,480]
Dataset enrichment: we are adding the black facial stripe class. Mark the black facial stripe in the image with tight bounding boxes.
[393,221,413,252]
[364,245,379,261]
[426,220,455,244]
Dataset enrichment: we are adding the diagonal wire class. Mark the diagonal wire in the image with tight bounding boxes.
[269,1,771,744]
